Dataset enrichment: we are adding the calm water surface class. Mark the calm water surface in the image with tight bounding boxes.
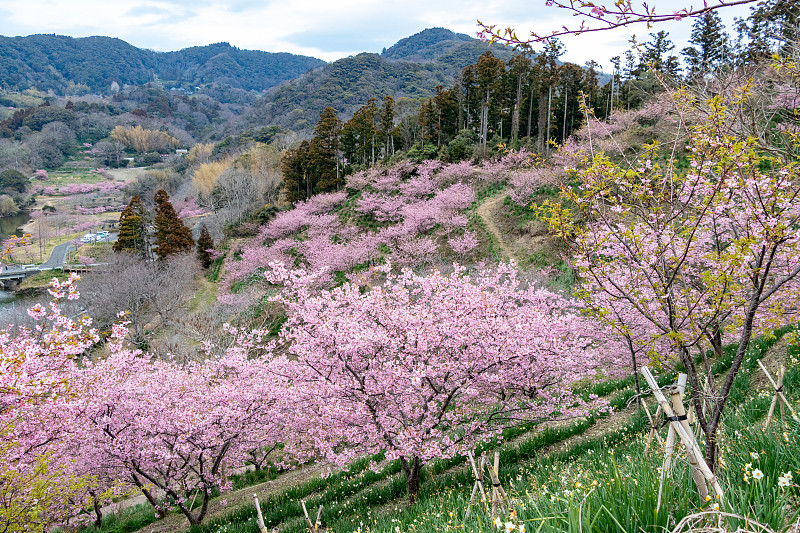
[0,212,33,323]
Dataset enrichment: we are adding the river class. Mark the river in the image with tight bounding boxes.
[0,211,33,323]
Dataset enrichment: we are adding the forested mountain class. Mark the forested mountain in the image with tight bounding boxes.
[0,35,326,94]
[382,28,476,61]
[247,28,517,131]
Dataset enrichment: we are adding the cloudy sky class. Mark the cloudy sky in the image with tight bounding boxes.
[0,0,752,71]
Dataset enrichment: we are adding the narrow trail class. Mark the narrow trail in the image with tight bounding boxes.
[476,191,518,263]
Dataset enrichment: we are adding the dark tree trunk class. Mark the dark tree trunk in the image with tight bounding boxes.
[400,456,423,503]
[93,497,103,527]
[131,473,163,518]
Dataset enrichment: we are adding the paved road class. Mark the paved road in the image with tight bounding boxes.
[40,241,73,269]
[1,233,118,278]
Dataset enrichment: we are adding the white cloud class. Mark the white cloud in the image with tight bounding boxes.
[0,0,754,68]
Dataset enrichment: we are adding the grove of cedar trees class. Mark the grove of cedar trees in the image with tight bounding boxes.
[277,2,780,204]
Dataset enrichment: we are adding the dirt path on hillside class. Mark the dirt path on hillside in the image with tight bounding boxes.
[476,191,518,263]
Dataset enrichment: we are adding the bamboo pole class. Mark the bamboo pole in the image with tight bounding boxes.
[643,402,663,455]
[487,451,510,517]
[642,367,724,511]
[658,375,685,511]
[301,500,316,533]
[759,361,796,426]
[662,375,687,473]
[491,452,499,519]
[315,505,323,530]
[254,494,267,533]
[464,452,489,521]
[669,384,710,501]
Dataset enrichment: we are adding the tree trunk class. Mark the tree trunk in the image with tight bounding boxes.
[537,90,547,153]
[512,76,522,146]
[401,456,423,503]
[93,496,103,527]
[527,84,535,139]
[562,87,568,144]
[131,473,163,518]
[480,89,490,156]
[546,85,552,153]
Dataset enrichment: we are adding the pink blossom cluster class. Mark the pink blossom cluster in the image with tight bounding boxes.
[174,196,209,218]
[508,167,558,206]
[36,181,124,196]
[264,261,626,473]
[77,205,125,215]
[2,282,293,527]
[2,262,629,525]
[221,163,486,301]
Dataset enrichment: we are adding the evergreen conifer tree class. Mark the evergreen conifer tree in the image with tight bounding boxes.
[682,11,729,78]
[113,195,148,256]
[311,107,342,192]
[153,189,194,260]
[196,225,214,269]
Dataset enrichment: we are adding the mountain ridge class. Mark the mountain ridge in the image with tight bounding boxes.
[248,27,517,131]
[0,34,327,94]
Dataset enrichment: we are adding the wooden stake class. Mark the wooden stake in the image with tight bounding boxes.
[301,500,319,533]
[669,383,709,502]
[759,361,796,427]
[643,401,663,455]
[642,367,724,511]
[254,494,267,533]
[464,452,489,521]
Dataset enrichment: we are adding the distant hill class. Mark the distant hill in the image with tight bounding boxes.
[382,28,476,61]
[248,28,517,131]
[0,35,326,94]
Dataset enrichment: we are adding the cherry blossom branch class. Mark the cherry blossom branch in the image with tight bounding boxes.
[477,0,757,45]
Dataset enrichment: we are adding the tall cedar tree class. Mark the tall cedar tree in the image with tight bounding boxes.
[153,189,194,259]
[682,11,729,78]
[311,107,343,192]
[281,140,312,202]
[114,195,148,256]
[196,225,214,269]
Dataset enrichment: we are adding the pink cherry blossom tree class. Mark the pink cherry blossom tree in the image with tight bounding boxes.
[67,330,289,526]
[265,261,624,502]
[543,85,800,469]
[0,275,99,532]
